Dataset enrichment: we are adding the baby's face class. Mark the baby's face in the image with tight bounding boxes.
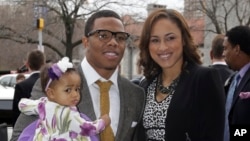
[49,72,81,107]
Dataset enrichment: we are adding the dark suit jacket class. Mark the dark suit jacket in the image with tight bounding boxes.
[138,62,225,141]
[225,67,250,138]
[210,64,234,84]
[10,68,145,141]
[12,73,40,127]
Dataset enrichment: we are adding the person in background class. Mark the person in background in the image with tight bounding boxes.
[18,57,110,141]
[12,49,45,127]
[210,34,234,84]
[223,25,250,141]
[137,9,225,141]
[11,10,145,141]
[15,74,25,84]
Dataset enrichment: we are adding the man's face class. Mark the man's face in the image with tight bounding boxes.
[83,17,126,77]
[223,37,238,70]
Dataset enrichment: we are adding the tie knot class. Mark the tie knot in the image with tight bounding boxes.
[96,80,112,92]
[233,73,241,85]
[235,73,241,80]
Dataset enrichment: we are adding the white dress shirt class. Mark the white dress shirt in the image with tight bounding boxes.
[212,61,227,65]
[81,57,120,135]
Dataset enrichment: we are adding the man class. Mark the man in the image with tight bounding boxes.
[223,25,250,141]
[12,50,45,127]
[15,73,25,84]
[210,34,234,83]
[11,10,145,141]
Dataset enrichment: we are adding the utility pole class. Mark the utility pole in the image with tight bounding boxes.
[37,18,44,52]
[33,0,47,52]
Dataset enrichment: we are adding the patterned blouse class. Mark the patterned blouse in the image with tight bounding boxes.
[143,77,176,141]
[18,97,105,141]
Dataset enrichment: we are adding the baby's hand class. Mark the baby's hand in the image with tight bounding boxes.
[101,114,111,127]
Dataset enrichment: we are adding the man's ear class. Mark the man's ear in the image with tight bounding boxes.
[210,50,213,60]
[235,44,241,55]
[25,61,30,68]
[82,36,88,49]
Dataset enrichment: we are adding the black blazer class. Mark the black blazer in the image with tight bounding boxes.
[12,73,40,126]
[138,63,225,141]
[210,64,234,84]
[226,67,250,137]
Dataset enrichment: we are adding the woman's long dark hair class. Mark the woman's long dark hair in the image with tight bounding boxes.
[138,9,201,80]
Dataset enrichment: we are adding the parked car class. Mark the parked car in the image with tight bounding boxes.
[0,73,30,140]
[0,73,30,123]
[0,84,14,140]
[0,73,30,87]
[0,84,14,110]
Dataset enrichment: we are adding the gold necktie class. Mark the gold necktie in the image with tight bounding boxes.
[96,80,115,141]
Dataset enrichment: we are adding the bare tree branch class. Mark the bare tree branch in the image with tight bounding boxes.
[0,0,149,61]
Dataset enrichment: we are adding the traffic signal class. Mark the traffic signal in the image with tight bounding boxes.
[37,18,44,29]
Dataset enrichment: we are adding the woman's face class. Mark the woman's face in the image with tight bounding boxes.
[149,18,183,70]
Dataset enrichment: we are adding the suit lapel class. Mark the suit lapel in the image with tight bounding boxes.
[77,67,96,120]
[115,76,130,140]
[231,68,250,107]
[166,63,195,133]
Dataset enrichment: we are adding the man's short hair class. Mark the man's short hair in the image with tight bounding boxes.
[226,25,250,55]
[211,34,225,59]
[84,10,122,37]
[27,50,45,71]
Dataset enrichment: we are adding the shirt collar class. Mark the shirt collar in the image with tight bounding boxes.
[81,57,118,87]
[29,71,40,75]
[238,62,250,78]
[212,61,227,65]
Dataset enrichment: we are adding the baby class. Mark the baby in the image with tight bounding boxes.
[18,57,110,141]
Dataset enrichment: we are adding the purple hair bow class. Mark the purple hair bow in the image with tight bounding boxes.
[48,64,63,80]
[45,57,73,91]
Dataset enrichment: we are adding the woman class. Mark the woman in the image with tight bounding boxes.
[137,9,225,141]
